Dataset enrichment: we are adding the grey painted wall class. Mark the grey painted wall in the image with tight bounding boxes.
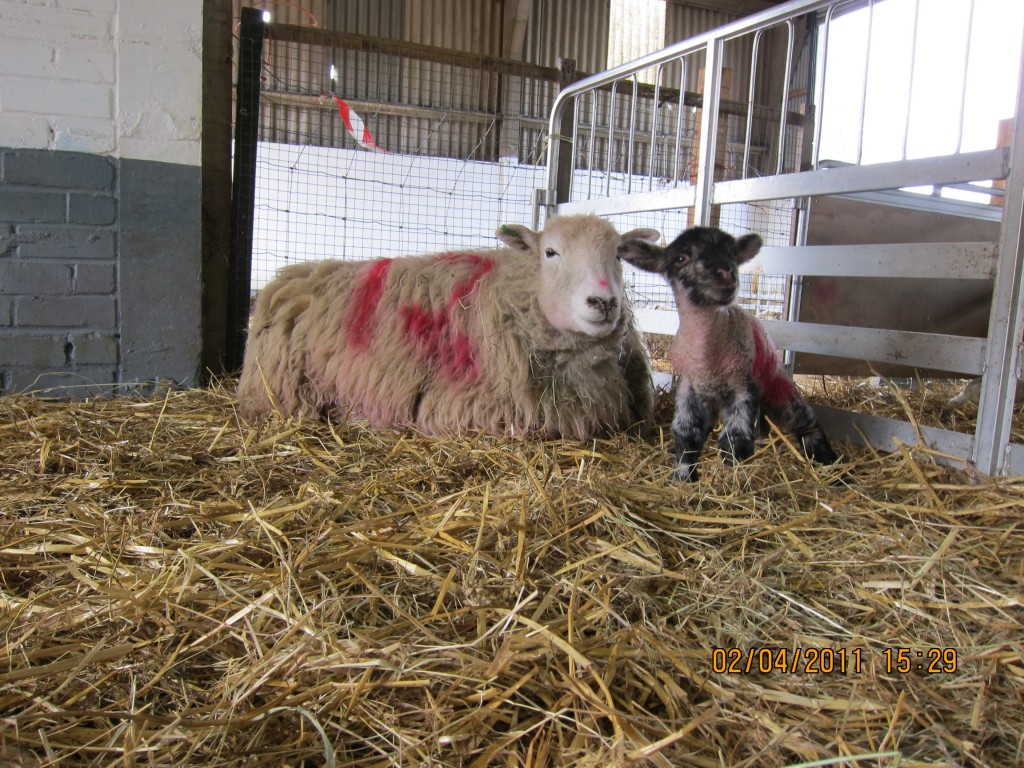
[0,147,202,394]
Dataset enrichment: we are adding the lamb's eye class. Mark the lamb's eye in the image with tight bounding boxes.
[544,248,559,259]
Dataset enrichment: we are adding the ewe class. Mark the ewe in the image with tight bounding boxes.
[619,226,837,481]
[238,215,660,439]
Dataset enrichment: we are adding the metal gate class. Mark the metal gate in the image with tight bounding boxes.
[539,0,1024,475]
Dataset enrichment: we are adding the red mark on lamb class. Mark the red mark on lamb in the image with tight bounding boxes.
[751,322,795,405]
[346,259,393,350]
[398,253,495,384]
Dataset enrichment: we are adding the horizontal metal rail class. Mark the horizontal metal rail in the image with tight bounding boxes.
[713,149,1009,206]
[760,320,988,376]
[748,242,999,281]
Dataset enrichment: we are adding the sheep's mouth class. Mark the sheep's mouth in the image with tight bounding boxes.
[579,313,619,336]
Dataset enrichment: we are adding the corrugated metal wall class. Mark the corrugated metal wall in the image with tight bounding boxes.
[523,0,610,72]
[232,0,798,171]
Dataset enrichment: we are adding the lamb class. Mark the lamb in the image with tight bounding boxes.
[949,377,1024,406]
[237,214,661,440]
[618,226,838,481]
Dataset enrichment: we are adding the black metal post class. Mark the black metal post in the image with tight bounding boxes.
[226,7,266,372]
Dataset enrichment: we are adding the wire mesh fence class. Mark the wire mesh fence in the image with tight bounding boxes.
[243,14,796,325]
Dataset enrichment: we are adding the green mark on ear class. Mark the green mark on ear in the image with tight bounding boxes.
[498,224,518,237]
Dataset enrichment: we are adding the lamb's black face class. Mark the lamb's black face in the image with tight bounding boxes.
[669,227,743,306]
[618,226,763,308]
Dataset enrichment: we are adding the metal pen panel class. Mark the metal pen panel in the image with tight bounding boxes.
[537,0,1022,473]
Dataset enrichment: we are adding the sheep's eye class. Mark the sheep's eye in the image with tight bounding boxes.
[544,248,559,259]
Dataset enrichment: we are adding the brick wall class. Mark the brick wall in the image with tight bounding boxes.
[0,148,119,394]
[0,0,206,396]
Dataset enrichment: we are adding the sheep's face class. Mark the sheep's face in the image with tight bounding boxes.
[498,216,660,336]
[618,226,762,308]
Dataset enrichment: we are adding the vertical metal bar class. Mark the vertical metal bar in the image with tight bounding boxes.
[854,0,874,166]
[785,198,811,373]
[226,6,266,371]
[694,38,724,226]
[627,75,639,193]
[588,93,597,199]
[743,30,763,179]
[953,0,975,154]
[776,19,795,174]
[650,65,664,190]
[607,80,618,198]
[973,37,1024,475]
[900,0,920,160]
[555,58,579,205]
[571,96,581,202]
[673,58,688,184]
[810,5,836,169]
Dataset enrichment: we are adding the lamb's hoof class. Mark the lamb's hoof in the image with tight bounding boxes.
[673,464,699,482]
[718,435,755,465]
[802,435,839,465]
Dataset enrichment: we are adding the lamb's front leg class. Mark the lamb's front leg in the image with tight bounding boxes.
[768,394,839,465]
[717,384,759,464]
[673,382,714,482]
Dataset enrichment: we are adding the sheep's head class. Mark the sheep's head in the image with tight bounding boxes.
[497,216,660,336]
[618,226,762,307]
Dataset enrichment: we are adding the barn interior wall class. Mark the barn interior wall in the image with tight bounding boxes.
[0,0,206,395]
[796,195,1002,376]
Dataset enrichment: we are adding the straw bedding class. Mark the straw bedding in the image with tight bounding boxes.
[2,377,1022,767]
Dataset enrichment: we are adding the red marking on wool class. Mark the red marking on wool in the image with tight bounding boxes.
[346,259,393,350]
[441,253,495,312]
[751,321,795,405]
[596,277,610,290]
[396,253,494,385]
[399,304,482,384]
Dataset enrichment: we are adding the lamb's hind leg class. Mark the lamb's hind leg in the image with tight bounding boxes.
[771,394,838,465]
[718,383,759,464]
[673,384,714,482]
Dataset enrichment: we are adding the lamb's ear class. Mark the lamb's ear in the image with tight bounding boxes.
[735,233,763,265]
[620,227,661,244]
[496,223,538,253]
[617,239,669,275]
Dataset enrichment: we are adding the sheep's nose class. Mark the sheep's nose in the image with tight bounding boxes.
[586,296,618,317]
[717,269,736,285]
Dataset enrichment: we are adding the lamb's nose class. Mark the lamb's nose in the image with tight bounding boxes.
[717,269,736,285]
[586,296,618,317]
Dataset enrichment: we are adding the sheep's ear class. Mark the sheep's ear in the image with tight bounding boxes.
[735,233,763,265]
[496,223,538,253]
[617,239,669,275]
[620,227,661,244]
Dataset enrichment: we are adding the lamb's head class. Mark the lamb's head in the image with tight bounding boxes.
[497,215,660,336]
[618,226,762,307]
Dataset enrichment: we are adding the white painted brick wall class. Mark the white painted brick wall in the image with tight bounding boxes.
[0,0,202,166]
